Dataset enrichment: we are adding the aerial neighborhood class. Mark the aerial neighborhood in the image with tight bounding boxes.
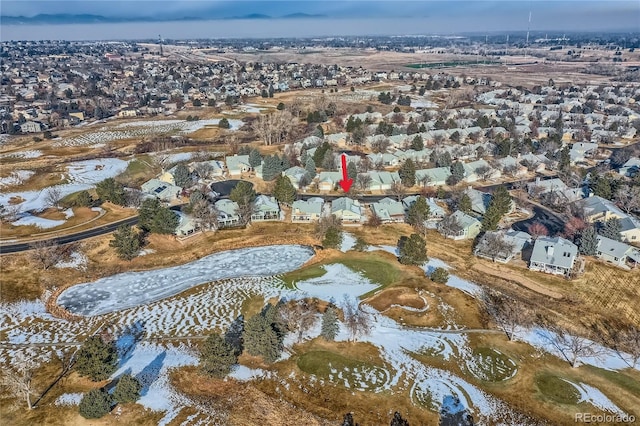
[1,31,640,426]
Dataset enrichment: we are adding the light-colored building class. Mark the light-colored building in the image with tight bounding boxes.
[415,167,452,186]
[251,195,280,222]
[225,155,252,177]
[371,198,405,223]
[215,199,240,228]
[331,197,363,223]
[474,230,531,263]
[528,236,578,276]
[438,210,482,240]
[318,171,342,192]
[140,178,182,202]
[291,198,324,222]
[595,235,640,269]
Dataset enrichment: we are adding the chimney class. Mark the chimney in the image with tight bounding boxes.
[547,245,554,256]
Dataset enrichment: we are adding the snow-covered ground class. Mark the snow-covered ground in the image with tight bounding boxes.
[292,264,379,301]
[0,170,35,188]
[0,158,128,214]
[57,245,314,316]
[10,215,65,229]
[339,232,357,252]
[55,252,88,270]
[2,244,635,423]
[563,379,628,415]
[0,150,42,160]
[54,119,243,148]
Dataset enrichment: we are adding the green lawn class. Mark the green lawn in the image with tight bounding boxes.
[584,366,640,397]
[280,252,402,291]
[297,350,389,391]
[534,372,581,405]
[466,347,518,382]
[117,157,156,186]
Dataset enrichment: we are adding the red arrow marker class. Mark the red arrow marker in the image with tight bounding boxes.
[339,153,353,192]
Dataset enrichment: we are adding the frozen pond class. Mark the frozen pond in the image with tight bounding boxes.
[57,245,314,316]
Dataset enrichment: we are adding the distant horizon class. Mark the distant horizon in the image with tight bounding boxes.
[2,18,638,42]
[1,1,638,41]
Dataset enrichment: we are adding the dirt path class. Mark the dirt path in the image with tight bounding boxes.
[472,263,563,299]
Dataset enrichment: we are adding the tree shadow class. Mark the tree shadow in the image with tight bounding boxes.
[438,395,474,426]
[117,320,146,367]
[136,351,166,397]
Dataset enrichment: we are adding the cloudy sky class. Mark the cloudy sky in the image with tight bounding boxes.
[1,1,638,36]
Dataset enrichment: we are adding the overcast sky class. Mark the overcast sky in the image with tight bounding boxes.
[1,1,638,35]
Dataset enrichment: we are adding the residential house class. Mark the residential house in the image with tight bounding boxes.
[495,155,528,177]
[325,132,349,147]
[225,155,252,177]
[371,198,405,223]
[159,164,192,186]
[215,199,241,228]
[291,198,324,222]
[174,211,199,236]
[415,167,452,186]
[367,152,400,168]
[402,195,446,222]
[474,230,532,263]
[619,216,640,244]
[368,171,401,191]
[595,235,640,269]
[463,159,500,182]
[438,210,482,240]
[283,166,310,189]
[20,121,43,133]
[463,187,492,216]
[575,196,640,243]
[569,142,599,164]
[140,178,182,202]
[251,195,280,221]
[619,157,640,177]
[318,171,342,192]
[519,153,549,173]
[331,197,363,223]
[527,178,569,196]
[528,236,578,276]
[192,160,225,179]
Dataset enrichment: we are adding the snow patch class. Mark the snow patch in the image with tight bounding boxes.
[11,214,65,229]
[54,393,83,406]
[340,233,357,252]
[0,170,35,187]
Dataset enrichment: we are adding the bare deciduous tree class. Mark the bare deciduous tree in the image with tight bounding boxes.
[478,232,516,262]
[279,299,317,343]
[192,199,219,231]
[254,110,296,146]
[44,186,62,209]
[192,161,214,180]
[29,240,67,270]
[1,351,38,409]
[614,185,640,214]
[343,296,371,341]
[482,290,531,341]
[386,181,406,201]
[539,324,602,368]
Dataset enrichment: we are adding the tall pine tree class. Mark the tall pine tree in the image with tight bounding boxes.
[577,225,598,255]
[321,307,339,341]
[399,159,416,187]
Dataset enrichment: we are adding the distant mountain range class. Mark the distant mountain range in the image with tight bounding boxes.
[0,12,327,25]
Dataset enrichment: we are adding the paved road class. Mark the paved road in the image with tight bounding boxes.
[0,205,184,255]
[512,204,566,235]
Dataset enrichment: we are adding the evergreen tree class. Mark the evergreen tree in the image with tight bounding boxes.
[225,315,245,356]
[243,309,283,363]
[96,178,127,206]
[320,307,339,341]
[74,190,93,207]
[406,197,430,227]
[599,218,622,241]
[410,135,424,151]
[200,333,238,378]
[429,267,450,284]
[390,412,410,426]
[398,234,428,265]
[109,224,140,260]
[458,193,473,215]
[558,145,571,172]
[75,336,118,381]
[229,181,256,205]
[347,161,358,180]
[113,374,142,404]
[138,198,179,234]
[322,150,336,170]
[248,149,262,168]
[312,142,332,167]
[173,163,191,187]
[399,159,416,187]
[218,118,230,129]
[490,186,512,217]
[448,162,465,185]
[79,388,112,419]
[305,157,317,179]
[323,226,343,249]
[273,175,297,205]
[577,225,599,255]
[262,155,283,181]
